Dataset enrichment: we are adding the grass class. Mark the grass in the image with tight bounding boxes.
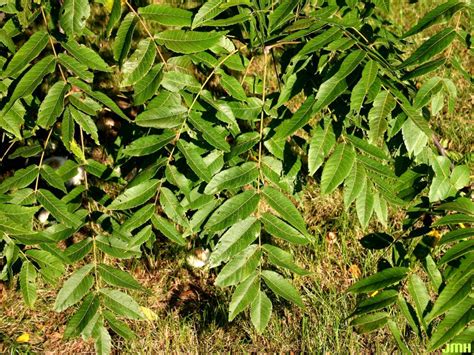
[1,0,472,353]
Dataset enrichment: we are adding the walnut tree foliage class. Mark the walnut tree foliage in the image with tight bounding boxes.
[0,0,472,353]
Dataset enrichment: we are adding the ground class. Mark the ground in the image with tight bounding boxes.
[1,0,472,353]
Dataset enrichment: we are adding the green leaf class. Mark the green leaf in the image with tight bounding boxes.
[414,76,443,109]
[188,111,231,152]
[352,290,398,316]
[25,249,64,285]
[250,289,272,334]
[123,131,174,157]
[346,135,389,161]
[138,4,192,27]
[133,64,163,105]
[296,27,342,58]
[350,60,378,113]
[106,0,122,36]
[351,312,389,333]
[261,270,304,308]
[209,217,260,267]
[58,53,93,82]
[373,0,390,12]
[3,31,48,78]
[64,294,99,339]
[402,58,446,80]
[356,179,374,229]
[321,143,356,195]
[62,40,111,72]
[262,244,309,275]
[95,235,141,259]
[427,296,473,351]
[19,261,37,308]
[348,267,409,293]
[120,204,155,234]
[308,121,336,175]
[100,288,145,320]
[312,50,366,113]
[268,0,298,33]
[228,272,258,321]
[155,30,225,54]
[160,187,187,226]
[426,271,472,322]
[387,320,411,353]
[191,0,224,29]
[68,78,128,120]
[408,274,430,330]
[204,162,258,195]
[113,13,137,66]
[450,165,470,190]
[219,71,247,101]
[93,324,112,355]
[135,106,187,129]
[37,82,69,129]
[261,186,306,234]
[121,38,156,87]
[433,213,474,227]
[260,212,308,245]
[403,1,467,37]
[399,28,457,69]
[103,310,136,340]
[59,0,90,38]
[215,244,261,287]
[176,141,212,182]
[438,239,474,265]
[0,101,25,139]
[161,71,201,92]
[65,238,92,263]
[439,228,474,245]
[69,106,99,145]
[108,179,159,210]
[37,189,82,229]
[40,165,67,193]
[373,193,388,226]
[273,95,316,140]
[398,295,422,336]
[6,55,56,110]
[151,214,187,246]
[0,28,15,53]
[97,264,143,291]
[128,225,154,248]
[368,90,396,144]
[54,264,94,312]
[402,118,428,156]
[205,190,260,233]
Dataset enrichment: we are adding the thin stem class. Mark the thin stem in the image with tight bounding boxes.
[34,128,53,193]
[125,0,168,69]
[240,56,254,85]
[0,141,16,162]
[153,46,245,205]
[40,6,67,82]
[256,49,268,195]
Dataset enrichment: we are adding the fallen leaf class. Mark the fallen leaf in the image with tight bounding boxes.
[16,333,30,343]
[140,306,158,321]
[349,264,361,279]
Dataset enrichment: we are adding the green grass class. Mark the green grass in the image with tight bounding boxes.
[1,0,472,353]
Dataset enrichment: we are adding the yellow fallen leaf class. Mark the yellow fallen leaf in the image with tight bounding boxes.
[16,333,30,343]
[349,264,361,279]
[369,290,379,297]
[140,306,158,321]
